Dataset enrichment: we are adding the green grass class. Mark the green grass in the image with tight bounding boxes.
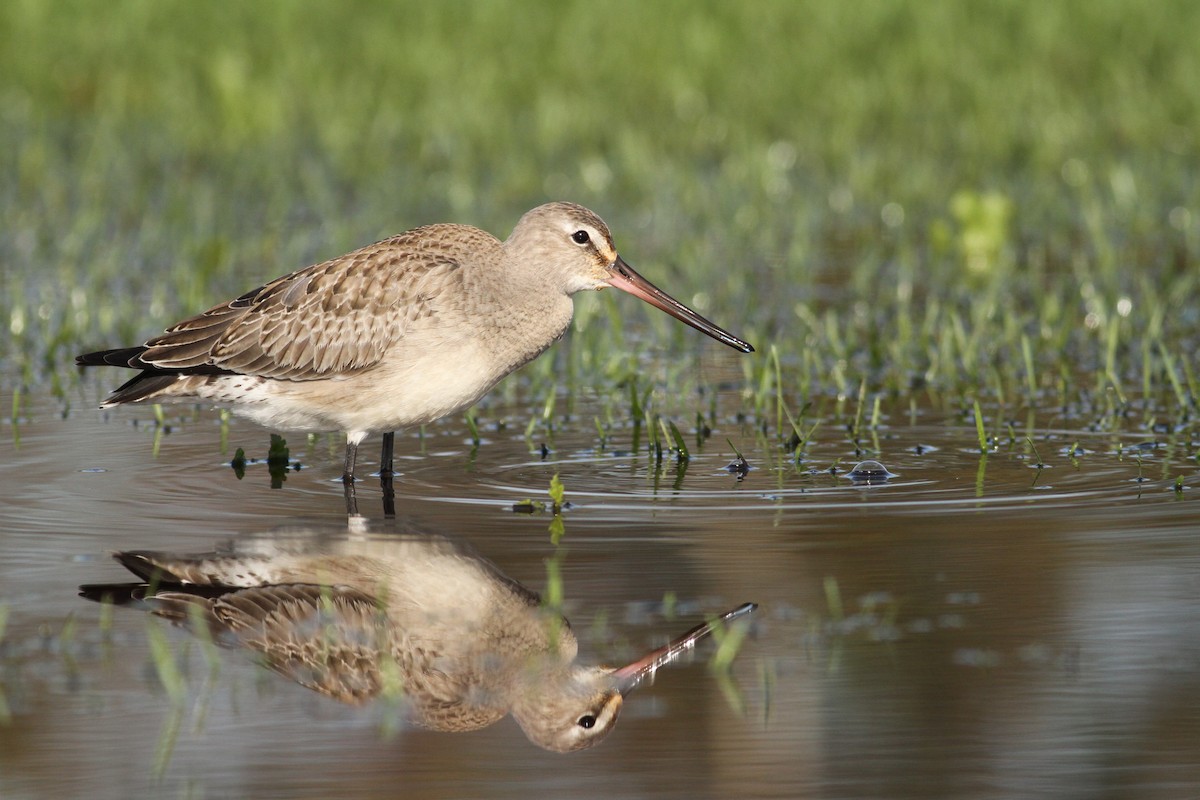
[2,1,1198,444]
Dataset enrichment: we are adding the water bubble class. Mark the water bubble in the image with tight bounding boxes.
[844,460,896,484]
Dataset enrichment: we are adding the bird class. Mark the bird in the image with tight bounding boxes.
[76,202,755,483]
[79,525,757,752]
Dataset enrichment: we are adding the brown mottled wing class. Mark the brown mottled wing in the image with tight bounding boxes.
[136,225,481,380]
[152,583,394,704]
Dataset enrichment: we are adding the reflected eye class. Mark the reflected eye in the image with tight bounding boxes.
[577,714,597,729]
[572,230,590,245]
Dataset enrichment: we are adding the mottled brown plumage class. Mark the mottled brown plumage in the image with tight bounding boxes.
[81,526,756,752]
[77,203,754,481]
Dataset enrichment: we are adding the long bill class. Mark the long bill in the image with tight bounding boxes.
[612,602,757,695]
[606,256,755,353]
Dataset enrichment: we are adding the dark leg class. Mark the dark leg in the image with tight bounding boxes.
[379,431,396,517]
[344,479,359,517]
[379,431,395,477]
[381,473,396,518]
[343,439,359,485]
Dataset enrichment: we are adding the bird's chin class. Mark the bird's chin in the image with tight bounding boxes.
[567,274,611,295]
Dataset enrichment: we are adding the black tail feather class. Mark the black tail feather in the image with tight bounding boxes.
[77,345,234,405]
[79,582,149,606]
[114,550,177,582]
[75,346,150,369]
[104,372,183,405]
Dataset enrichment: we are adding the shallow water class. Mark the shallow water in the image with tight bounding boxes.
[2,379,1199,799]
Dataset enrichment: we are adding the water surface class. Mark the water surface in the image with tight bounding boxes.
[1,382,1198,799]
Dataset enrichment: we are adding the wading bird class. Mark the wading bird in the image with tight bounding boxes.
[77,202,754,485]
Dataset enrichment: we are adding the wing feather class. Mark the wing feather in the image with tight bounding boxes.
[147,583,391,704]
[131,225,485,381]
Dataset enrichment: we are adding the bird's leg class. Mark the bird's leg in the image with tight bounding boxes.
[344,479,359,517]
[342,439,359,485]
[379,431,395,477]
[379,431,396,517]
[381,475,396,518]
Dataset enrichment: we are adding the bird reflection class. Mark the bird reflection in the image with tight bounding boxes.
[80,524,755,752]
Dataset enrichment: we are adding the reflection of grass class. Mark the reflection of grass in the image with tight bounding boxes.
[706,609,756,718]
[4,2,1199,459]
[707,613,752,674]
[542,473,569,648]
[142,614,228,778]
[146,619,188,704]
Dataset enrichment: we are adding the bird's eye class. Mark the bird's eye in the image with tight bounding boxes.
[571,230,590,245]
[577,714,597,729]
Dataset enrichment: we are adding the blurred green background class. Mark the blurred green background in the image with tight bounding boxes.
[2,0,1198,411]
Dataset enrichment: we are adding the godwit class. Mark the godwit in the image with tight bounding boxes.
[81,526,757,752]
[77,202,753,482]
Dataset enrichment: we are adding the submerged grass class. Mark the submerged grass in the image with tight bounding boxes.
[1,1,1198,454]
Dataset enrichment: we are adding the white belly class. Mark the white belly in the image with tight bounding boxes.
[187,337,509,437]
